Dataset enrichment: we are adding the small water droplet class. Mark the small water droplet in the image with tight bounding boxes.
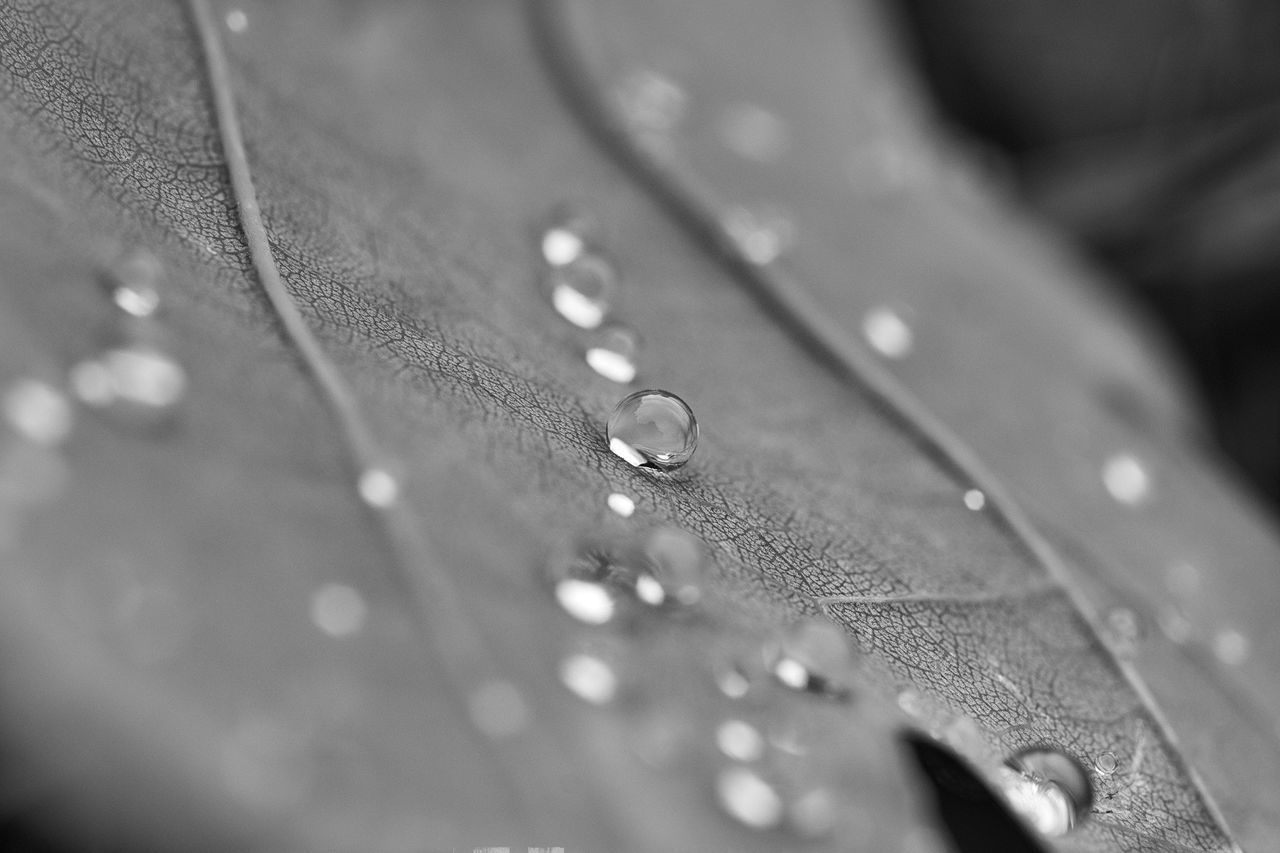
[606,492,635,518]
[722,206,796,265]
[1000,747,1092,837]
[789,787,838,838]
[357,467,399,508]
[767,618,856,699]
[1212,627,1250,666]
[716,719,765,762]
[103,249,163,318]
[585,324,640,384]
[544,541,633,626]
[863,305,914,358]
[310,583,368,638]
[4,379,73,447]
[1094,751,1118,775]
[717,103,790,163]
[555,578,617,625]
[715,661,753,699]
[546,253,616,330]
[559,652,619,705]
[607,390,698,471]
[540,206,598,267]
[1102,453,1150,506]
[963,489,985,511]
[716,765,784,830]
[70,345,188,426]
[634,526,706,606]
[1103,606,1143,658]
[468,679,529,738]
[225,8,248,32]
[615,69,687,134]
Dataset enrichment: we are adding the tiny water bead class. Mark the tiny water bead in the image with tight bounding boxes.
[1094,751,1118,775]
[540,206,597,267]
[103,249,163,318]
[767,618,858,699]
[310,583,368,638]
[716,765,785,831]
[999,747,1092,837]
[1102,453,1151,506]
[225,8,248,33]
[4,379,73,447]
[585,324,640,384]
[546,252,617,330]
[615,68,688,135]
[605,492,635,518]
[721,206,796,266]
[862,305,914,359]
[962,488,986,511]
[558,652,619,705]
[716,719,766,763]
[70,345,188,425]
[606,390,698,471]
[788,787,838,839]
[357,467,400,508]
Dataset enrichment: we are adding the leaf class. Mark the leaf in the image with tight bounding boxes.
[0,1,1277,852]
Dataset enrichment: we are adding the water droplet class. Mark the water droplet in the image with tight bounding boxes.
[546,253,616,330]
[1103,606,1143,658]
[70,346,188,426]
[357,467,399,508]
[1094,751,1118,775]
[540,206,597,267]
[634,526,706,606]
[103,249,163,318]
[1000,747,1092,837]
[717,103,790,163]
[722,206,796,265]
[606,492,635,518]
[1212,628,1250,666]
[1102,453,1150,506]
[863,305,914,359]
[715,661,753,699]
[963,489,985,511]
[716,719,765,762]
[225,8,248,32]
[585,324,640,384]
[607,390,698,470]
[789,787,838,838]
[468,680,529,738]
[615,69,687,134]
[767,618,856,699]
[558,652,619,705]
[4,379,72,447]
[545,542,633,626]
[716,765,784,830]
[310,584,368,638]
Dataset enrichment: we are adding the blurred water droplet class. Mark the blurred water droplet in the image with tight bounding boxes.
[357,467,399,508]
[310,584,368,638]
[1103,606,1143,658]
[1212,628,1250,666]
[715,661,753,699]
[468,679,529,739]
[103,249,163,318]
[963,489,985,511]
[717,103,789,163]
[70,346,187,426]
[716,719,765,762]
[635,526,706,606]
[607,390,698,470]
[555,578,616,625]
[545,540,635,626]
[1094,751,1118,775]
[546,253,616,330]
[615,69,687,134]
[863,305,914,359]
[4,379,73,447]
[767,618,856,699]
[1000,747,1092,837]
[896,687,926,718]
[716,765,784,830]
[606,492,635,518]
[225,8,248,32]
[585,324,640,384]
[540,206,597,267]
[1102,454,1150,506]
[722,206,796,265]
[559,652,619,705]
[789,787,837,838]
[1165,561,1200,599]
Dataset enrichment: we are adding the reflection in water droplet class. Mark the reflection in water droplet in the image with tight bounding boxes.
[716,766,784,830]
[1212,628,1250,666]
[559,652,618,705]
[768,618,856,699]
[716,719,765,763]
[863,305,914,359]
[104,249,163,318]
[1103,606,1143,658]
[357,467,399,508]
[606,492,635,518]
[225,8,248,32]
[1000,747,1092,837]
[717,103,790,163]
[70,346,187,426]
[635,526,706,606]
[585,324,640,384]
[963,489,985,511]
[1102,454,1150,506]
[4,379,73,447]
[1094,751,1118,775]
[468,679,529,739]
[540,206,597,268]
[722,206,796,265]
[310,584,368,638]
[789,787,837,838]
[607,390,698,470]
[546,253,616,330]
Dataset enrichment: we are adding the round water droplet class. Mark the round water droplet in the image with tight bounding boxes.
[4,379,73,447]
[357,467,399,508]
[70,345,187,427]
[607,390,698,471]
[863,305,914,359]
[767,618,857,699]
[1212,627,1250,666]
[1103,606,1143,658]
[468,679,529,739]
[715,660,753,699]
[546,253,616,330]
[634,526,706,606]
[540,206,598,267]
[103,249,163,318]
[310,583,368,638]
[225,8,248,32]
[716,719,765,763]
[716,765,784,830]
[559,652,619,705]
[1102,453,1150,506]
[963,489,985,511]
[606,492,635,518]
[585,324,640,384]
[1000,747,1092,837]
[1094,751,1118,775]
[544,541,634,626]
[722,206,796,265]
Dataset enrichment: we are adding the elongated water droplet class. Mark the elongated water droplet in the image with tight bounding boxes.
[559,652,619,705]
[634,526,706,606]
[716,766,784,830]
[607,390,698,470]
[863,305,914,359]
[1103,606,1143,658]
[540,206,597,267]
[1000,747,1092,837]
[606,492,635,518]
[70,345,187,427]
[585,324,640,384]
[716,719,765,762]
[4,379,73,447]
[767,618,857,699]
[1213,627,1250,666]
[103,249,163,318]
[546,253,616,330]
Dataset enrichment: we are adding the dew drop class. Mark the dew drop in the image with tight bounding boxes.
[1165,561,1201,599]
[585,324,640,384]
[634,526,706,606]
[1212,627,1250,666]
[963,489,986,511]
[310,583,368,638]
[103,249,163,318]
[544,542,632,626]
[1094,751,1118,775]
[716,719,765,762]
[716,766,784,830]
[767,618,857,699]
[4,379,73,447]
[546,253,616,330]
[606,492,635,518]
[722,206,796,265]
[468,679,529,739]
[540,206,597,267]
[1103,606,1143,658]
[357,467,399,508]
[558,652,619,705]
[1102,453,1150,506]
[1000,747,1092,837]
[863,305,914,359]
[70,345,188,426]
[225,8,248,32]
[606,390,698,470]
[555,578,617,625]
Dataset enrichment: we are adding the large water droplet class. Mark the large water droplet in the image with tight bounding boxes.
[4,379,73,447]
[767,618,857,699]
[1212,627,1250,666]
[540,206,598,267]
[585,324,640,384]
[633,526,706,606]
[716,765,784,830]
[559,651,619,705]
[225,8,248,32]
[606,492,636,518]
[1093,751,1118,775]
[607,390,698,470]
[1000,747,1092,837]
[546,253,616,330]
[103,249,163,318]
[70,345,187,427]
[963,489,986,511]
